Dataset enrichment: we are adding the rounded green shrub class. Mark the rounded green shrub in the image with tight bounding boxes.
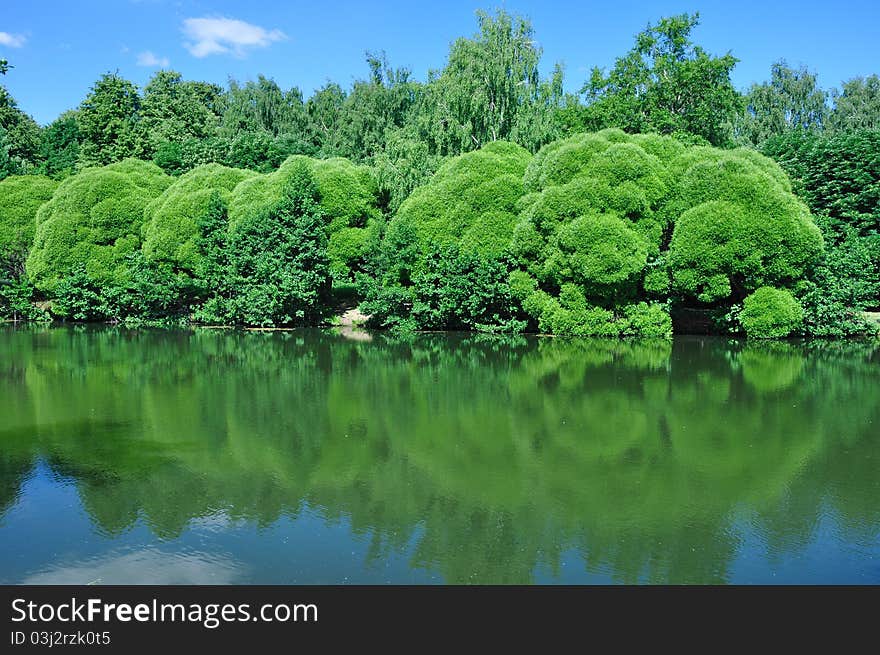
[26,159,172,291]
[142,163,257,275]
[0,175,58,270]
[667,153,823,302]
[740,287,804,338]
[388,141,531,259]
[512,130,674,331]
[551,213,648,291]
[510,130,820,336]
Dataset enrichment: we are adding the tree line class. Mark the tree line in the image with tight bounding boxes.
[1,10,878,338]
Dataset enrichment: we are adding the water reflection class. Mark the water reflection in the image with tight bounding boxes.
[1,326,878,583]
[21,546,245,585]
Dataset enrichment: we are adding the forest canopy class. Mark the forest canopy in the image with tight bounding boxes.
[0,9,877,337]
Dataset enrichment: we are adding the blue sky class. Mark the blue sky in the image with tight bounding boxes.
[2,0,879,125]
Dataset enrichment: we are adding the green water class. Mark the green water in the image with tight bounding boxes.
[0,326,878,584]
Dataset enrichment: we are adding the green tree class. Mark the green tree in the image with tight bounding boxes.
[306,82,347,154]
[828,75,880,132]
[737,60,827,146]
[26,159,171,292]
[0,175,59,278]
[141,163,257,284]
[39,111,80,178]
[580,13,741,146]
[763,129,880,238]
[221,75,310,140]
[332,52,422,162]
[229,154,381,282]
[226,161,331,326]
[418,9,562,155]
[0,85,42,178]
[140,71,223,156]
[77,73,144,167]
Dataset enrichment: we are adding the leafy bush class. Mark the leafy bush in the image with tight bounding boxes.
[387,141,531,260]
[224,161,332,326]
[361,245,525,333]
[507,130,821,335]
[52,266,111,322]
[26,159,171,292]
[229,155,382,281]
[740,287,804,338]
[667,155,823,303]
[762,129,880,315]
[0,277,48,321]
[795,222,879,336]
[362,141,532,331]
[0,175,58,275]
[513,131,670,310]
[763,129,880,238]
[141,163,256,280]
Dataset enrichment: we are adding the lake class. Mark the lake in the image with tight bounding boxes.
[0,326,878,584]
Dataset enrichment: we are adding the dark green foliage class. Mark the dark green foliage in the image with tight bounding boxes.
[0,277,47,322]
[104,253,189,323]
[795,223,879,336]
[224,162,332,326]
[0,86,42,178]
[740,287,804,338]
[190,196,233,324]
[76,73,144,167]
[408,246,524,332]
[761,129,880,323]
[762,129,880,238]
[230,154,383,283]
[39,112,80,179]
[52,266,111,322]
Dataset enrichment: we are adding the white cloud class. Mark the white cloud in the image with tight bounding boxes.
[182,16,285,58]
[137,50,169,67]
[0,32,27,48]
[22,548,245,585]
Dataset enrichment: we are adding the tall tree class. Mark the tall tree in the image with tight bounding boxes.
[737,60,827,146]
[40,110,80,178]
[418,9,562,155]
[0,86,42,178]
[76,72,143,167]
[306,82,347,153]
[227,161,331,326]
[140,70,223,154]
[332,52,422,161]
[580,13,741,146]
[221,75,309,139]
[828,75,880,132]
